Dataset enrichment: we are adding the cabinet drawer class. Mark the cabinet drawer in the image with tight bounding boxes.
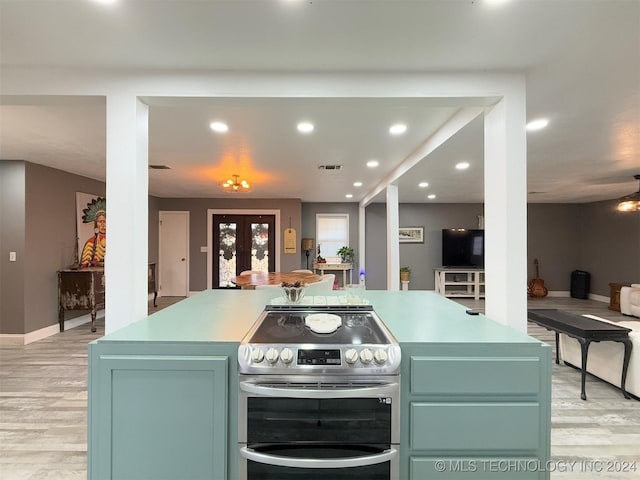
[411,357,540,396]
[410,457,542,479]
[410,402,540,451]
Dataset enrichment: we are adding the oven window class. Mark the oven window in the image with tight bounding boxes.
[247,397,391,445]
[247,459,390,480]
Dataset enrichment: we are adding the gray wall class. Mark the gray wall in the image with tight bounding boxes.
[364,203,484,290]
[301,203,361,286]
[0,161,106,334]
[0,161,26,334]
[575,200,640,293]
[24,162,106,334]
[527,204,580,291]
[364,201,639,296]
[156,198,302,291]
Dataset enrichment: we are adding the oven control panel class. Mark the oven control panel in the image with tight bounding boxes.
[239,344,401,374]
[297,349,341,366]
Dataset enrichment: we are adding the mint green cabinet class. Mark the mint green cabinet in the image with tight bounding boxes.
[400,344,552,480]
[88,343,236,480]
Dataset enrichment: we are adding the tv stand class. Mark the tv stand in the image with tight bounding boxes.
[434,268,485,300]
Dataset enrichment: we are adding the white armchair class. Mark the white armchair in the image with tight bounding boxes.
[620,284,640,317]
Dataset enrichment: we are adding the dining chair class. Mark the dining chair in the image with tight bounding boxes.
[305,275,335,294]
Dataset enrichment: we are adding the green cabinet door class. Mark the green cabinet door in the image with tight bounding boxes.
[89,352,228,480]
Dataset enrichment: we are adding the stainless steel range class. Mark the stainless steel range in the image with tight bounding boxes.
[238,305,401,375]
[238,304,401,480]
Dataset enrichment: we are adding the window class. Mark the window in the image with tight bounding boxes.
[316,214,349,260]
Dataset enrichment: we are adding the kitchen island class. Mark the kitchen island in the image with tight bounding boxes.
[88,290,551,479]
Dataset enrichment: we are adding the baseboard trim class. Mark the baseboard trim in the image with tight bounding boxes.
[589,293,609,303]
[546,290,609,304]
[547,290,570,297]
[0,310,105,345]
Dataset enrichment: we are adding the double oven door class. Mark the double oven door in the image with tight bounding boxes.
[238,375,400,480]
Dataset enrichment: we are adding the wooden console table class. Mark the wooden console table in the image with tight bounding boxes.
[58,264,158,332]
[609,282,631,312]
[313,261,352,287]
[528,309,632,400]
[58,268,105,333]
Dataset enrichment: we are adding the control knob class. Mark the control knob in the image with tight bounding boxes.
[345,348,359,365]
[374,348,388,365]
[359,348,373,364]
[280,347,294,364]
[265,347,280,364]
[251,348,265,364]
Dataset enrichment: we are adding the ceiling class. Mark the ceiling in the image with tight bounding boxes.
[0,0,638,204]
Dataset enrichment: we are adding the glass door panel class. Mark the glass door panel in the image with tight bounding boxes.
[213,215,275,288]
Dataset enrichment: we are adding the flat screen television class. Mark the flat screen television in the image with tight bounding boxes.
[442,229,484,267]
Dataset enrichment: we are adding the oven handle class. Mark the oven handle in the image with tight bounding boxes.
[239,381,398,398]
[240,446,397,469]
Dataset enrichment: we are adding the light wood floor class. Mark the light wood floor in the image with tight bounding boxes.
[0,295,638,479]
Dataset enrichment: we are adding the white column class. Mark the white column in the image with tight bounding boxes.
[105,94,149,334]
[484,92,527,332]
[358,204,366,284]
[386,184,400,291]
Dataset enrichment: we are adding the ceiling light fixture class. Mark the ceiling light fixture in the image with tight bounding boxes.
[455,162,470,170]
[526,118,549,131]
[345,194,353,199]
[222,174,251,192]
[366,160,379,168]
[297,122,314,133]
[418,182,429,188]
[353,181,363,187]
[389,124,407,135]
[210,122,229,133]
[427,194,436,199]
[616,174,640,212]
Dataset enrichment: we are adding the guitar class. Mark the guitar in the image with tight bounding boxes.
[528,258,548,298]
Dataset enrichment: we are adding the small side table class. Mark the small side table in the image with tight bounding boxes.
[313,261,352,287]
[609,283,631,312]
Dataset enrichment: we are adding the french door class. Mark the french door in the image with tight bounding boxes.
[213,214,276,288]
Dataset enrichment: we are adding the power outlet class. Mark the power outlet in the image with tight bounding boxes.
[9,251,17,262]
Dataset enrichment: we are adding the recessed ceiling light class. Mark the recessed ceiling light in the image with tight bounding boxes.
[418,182,429,188]
[92,0,118,4]
[353,181,363,187]
[345,194,353,199]
[297,122,314,133]
[526,118,549,131]
[455,162,470,170]
[366,160,379,168]
[427,194,436,199]
[389,124,407,135]
[210,122,228,133]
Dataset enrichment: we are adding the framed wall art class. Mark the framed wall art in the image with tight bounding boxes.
[399,226,424,243]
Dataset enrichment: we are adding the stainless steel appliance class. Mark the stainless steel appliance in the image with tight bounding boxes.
[238,305,401,479]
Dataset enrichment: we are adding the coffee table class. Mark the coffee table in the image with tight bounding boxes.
[528,309,633,400]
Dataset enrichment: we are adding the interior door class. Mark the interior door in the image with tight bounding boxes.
[159,211,189,296]
[213,215,275,288]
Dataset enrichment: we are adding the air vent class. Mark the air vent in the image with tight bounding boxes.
[318,165,343,171]
[149,165,171,170]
